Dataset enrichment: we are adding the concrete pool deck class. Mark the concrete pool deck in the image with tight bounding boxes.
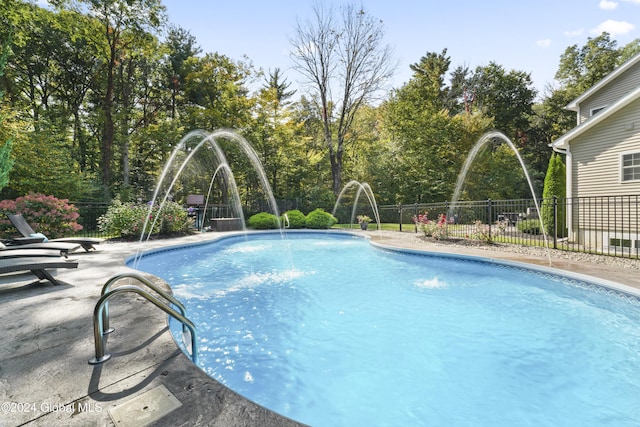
[1,230,638,426]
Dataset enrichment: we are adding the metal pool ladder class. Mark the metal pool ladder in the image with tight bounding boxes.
[88,273,198,365]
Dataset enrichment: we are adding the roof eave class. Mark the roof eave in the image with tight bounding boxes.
[552,85,640,149]
[563,52,640,111]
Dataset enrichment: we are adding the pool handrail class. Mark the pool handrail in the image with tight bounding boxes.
[89,281,198,365]
[98,272,188,334]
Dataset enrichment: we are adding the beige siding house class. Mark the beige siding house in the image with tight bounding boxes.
[551,52,640,253]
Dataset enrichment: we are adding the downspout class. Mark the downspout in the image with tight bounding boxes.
[552,143,573,237]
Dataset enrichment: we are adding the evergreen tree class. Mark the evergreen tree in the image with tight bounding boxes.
[541,152,566,237]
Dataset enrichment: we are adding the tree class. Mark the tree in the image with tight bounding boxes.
[249,68,297,198]
[446,62,540,197]
[288,95,334,211]
[164,25,201,120]
[290,3,395,197]
[264,68,296,106]
[4,130,86,200]
[381,77,492,204]
[59,0,167,191]
[52,9,103,172]
[2,3,106,199]
[0,15,14,193]
[618,38,640,63]
[556,32,621,92]
[0,140,14,193]
[3,3,59,130]
[409,49,451,110]
[182,53,254,130]
[465,62,536,140]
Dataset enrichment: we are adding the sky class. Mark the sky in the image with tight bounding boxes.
[161,0,639,97]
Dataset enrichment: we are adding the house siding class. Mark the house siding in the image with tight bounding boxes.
[572,97,640,198]
[570,98,640,244]
[578,61,640,123]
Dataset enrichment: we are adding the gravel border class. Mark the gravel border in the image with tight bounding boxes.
[382,231,640,271]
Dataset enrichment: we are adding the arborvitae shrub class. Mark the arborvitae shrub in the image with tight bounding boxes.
[541,153,566,236]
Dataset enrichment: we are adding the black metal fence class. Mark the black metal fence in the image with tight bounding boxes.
[71,195,640,259]
[377,195,640,259]
[73,203,110,237]
[69,202,240,237]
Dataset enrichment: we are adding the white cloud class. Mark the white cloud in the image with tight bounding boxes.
[590,19,636,36]
[600,0,619,9]
[564,29,584,37]
[536,39,552,48]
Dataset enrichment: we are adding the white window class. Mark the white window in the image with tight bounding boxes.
[622,152,640,182]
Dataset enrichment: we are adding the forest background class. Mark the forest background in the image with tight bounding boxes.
[1,0,639,216]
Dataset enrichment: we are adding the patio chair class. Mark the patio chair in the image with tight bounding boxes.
[7,214,103,252]
[0,241,81,258]
[0,256,78,286]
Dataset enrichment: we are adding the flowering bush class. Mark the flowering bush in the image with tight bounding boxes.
[157,201,193,234]
[413,212,449,240]
[471,219,508,243]
[98,200,148,238]
[357,215,371,224]
[0,192,82,239]
[472,220,492,242]
[98,199,191,238]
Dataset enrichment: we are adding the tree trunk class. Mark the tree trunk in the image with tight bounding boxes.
[101,41,116,188]
[73,110,86,170]
[330,148,343,197]
[101,92,113,187]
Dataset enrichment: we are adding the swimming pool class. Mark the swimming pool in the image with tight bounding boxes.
[131,231,640,426]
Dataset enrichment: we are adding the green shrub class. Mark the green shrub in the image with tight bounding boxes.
[98,199,191,238]
[248,212,279,229]
[305,208,337,229]
[98,199,151,238]
[517,219,542,235]
[0,192,82,239]
[282,209,306,229]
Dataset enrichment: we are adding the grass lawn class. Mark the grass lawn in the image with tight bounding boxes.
[333,223,415,232]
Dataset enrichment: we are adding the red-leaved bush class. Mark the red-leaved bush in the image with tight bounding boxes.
[0,193,82,239]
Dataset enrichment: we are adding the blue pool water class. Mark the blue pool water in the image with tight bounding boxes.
[131,232,640,426]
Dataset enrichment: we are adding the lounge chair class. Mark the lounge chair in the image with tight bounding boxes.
[0,240,81,257]
[7,214,103,252]
[0,256,78,286]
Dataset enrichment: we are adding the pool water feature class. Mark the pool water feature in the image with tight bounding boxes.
[131,232,640,426]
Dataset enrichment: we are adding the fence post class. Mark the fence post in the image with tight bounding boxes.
[552,196,558,249]
[414,203,418,233]
[487,199,492,240]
